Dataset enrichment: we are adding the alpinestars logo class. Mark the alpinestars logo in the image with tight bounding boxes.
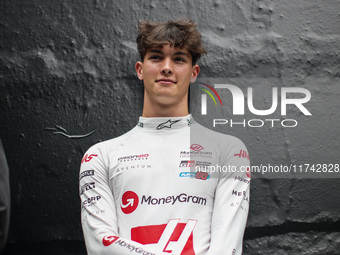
[156,119,181,130]
[131,219,197,254]
[121,191,139,214]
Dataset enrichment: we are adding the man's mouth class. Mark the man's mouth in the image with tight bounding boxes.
[156,79,177,84]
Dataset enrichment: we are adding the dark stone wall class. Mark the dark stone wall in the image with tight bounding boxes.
[1,0,339,254]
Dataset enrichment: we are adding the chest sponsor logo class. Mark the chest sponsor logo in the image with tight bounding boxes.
[190,144,204,152]
[131,219,197,255]
[81,154,98,164]
[116,164,152,173]
[118,154,149,162]
[142,193,206,206]
[79,170,94,180]
[180,151,212,158]
[179,172,210,180]
[120,192,207,214]
[179,160,196,167]
[179,160,212,167]
[121,191,139,214]
[180,144,213,158]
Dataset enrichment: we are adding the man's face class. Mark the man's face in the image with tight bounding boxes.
[135,44,199,108]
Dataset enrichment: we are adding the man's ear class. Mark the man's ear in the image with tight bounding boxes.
[190,65,200,83]
[135,61,143,80]
[190,77,196,83]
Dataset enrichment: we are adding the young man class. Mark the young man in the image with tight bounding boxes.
[79,20,250,255]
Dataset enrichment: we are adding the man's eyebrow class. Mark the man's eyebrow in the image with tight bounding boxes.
[147,49,190,57]
[148,49,163,54]
[174,51,190,57]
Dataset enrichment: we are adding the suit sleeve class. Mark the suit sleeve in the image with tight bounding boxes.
[207,138,250,255]
[79,145,171,255]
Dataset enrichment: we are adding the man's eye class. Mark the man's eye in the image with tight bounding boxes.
[175,57,186,62]
[150,55,161,60]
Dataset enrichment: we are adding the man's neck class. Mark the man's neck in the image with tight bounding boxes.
[142,99,189,118]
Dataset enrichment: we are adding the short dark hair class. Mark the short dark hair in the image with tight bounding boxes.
[136,19,206,65]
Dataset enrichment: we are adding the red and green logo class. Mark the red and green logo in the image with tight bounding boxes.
[199,82,223,114]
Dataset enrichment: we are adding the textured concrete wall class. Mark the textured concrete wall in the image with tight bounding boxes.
[1,0,340,254]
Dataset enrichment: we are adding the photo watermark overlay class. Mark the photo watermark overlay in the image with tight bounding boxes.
[189,78,339,179]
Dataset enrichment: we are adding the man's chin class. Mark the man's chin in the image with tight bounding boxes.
[156,94,188,106]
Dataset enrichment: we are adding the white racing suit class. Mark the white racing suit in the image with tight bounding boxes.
[79,115,250,255]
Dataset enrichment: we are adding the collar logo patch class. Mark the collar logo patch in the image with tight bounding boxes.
[156,119,181,130]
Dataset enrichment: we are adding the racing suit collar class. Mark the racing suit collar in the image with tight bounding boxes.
[137,115,193,130]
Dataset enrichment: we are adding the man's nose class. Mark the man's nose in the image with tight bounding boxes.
[161,58,173,74]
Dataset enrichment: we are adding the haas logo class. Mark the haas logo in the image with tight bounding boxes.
[81,154,98,164]
[121,191,139,214]
[234,149,249,160]
[190,144,204,152]
[132,219,197,254]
